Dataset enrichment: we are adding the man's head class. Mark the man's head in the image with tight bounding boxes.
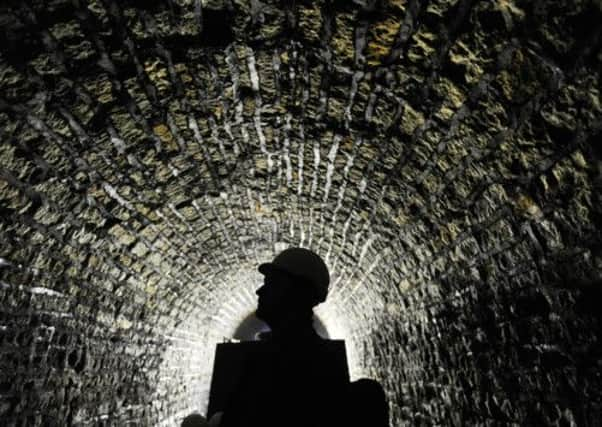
[255,247,329,327]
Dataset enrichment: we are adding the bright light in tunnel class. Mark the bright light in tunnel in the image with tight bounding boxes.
[232,311,329,340]
[152,260,373,425]
[315,298,369,381]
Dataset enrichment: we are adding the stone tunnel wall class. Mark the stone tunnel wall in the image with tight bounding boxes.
[1,0,601,425]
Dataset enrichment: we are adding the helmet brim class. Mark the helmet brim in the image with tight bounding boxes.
[257,263,326,304]
[258,263,299,280]
[258,262,277,276]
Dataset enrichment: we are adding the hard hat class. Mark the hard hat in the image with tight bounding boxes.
[258,247,330,303]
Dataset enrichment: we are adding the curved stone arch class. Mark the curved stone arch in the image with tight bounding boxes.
[1,0,601,426]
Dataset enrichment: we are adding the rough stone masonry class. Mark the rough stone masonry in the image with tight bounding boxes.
[0,0,601,425]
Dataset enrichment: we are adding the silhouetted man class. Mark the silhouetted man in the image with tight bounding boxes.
[208,247,349,427]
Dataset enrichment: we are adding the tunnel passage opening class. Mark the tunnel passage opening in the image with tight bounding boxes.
[0,0,601,425]
[232,312,330,341]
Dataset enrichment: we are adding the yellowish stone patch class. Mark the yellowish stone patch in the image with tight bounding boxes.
[496,0,525,22]
[153,124,173,143]
[439,222,461,245]
[400,103,425,135]
[407,31,437,63]
[450,41,486,84]
[437,105,455,120]
[394,208,409,226]
[298,4,322,43]
[332,14,355,63]
[366,18,402,66]
[145,59,170,92]
[515,194,543,218]
[108,224,136,246]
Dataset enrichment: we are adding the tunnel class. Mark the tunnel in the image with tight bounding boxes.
[0,0,601,425]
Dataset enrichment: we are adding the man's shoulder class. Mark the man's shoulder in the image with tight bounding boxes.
[215,338,347,368]
[215,339,276,353]
[216,340,266,350]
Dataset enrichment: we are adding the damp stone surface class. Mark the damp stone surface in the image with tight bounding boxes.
[1,0,601,425]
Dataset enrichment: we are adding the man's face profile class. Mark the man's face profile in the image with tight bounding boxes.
[255,270,297,323]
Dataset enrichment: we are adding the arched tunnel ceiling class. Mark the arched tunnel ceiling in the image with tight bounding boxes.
[1,0,601,425]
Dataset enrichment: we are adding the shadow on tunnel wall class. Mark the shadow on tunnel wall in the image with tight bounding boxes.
[371,247,602,426]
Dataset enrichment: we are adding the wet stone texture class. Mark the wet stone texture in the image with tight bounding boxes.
[0,0,601,426]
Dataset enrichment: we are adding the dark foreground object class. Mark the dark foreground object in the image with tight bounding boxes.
[208,339,350,427]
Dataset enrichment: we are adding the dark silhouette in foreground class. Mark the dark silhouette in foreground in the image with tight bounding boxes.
[180,412,222,427]
[349,378,389,426]
[201,247,388,427]
[181,413,206,427]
